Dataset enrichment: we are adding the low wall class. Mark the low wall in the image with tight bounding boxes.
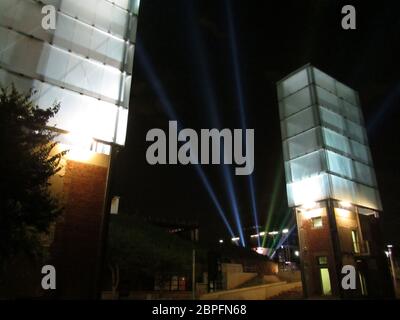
[200,281,302,300]
[226,272,258,290]
[277,271,301,283]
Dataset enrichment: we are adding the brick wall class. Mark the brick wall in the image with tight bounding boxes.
[50,159,108,299]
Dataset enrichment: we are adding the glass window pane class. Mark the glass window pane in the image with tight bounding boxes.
[323,128,351,155]
[326,150,354,180]
[320,106,346,134]
[278,68,309,98]
[279,86,312,119]
[285,128,321,160]
[287,150,323,183]
[313,68,336,93]
[282,106,316,139]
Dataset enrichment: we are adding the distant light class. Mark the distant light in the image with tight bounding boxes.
[268,231,279,236]
[302,201,317,210]
[231,237,240,242]
[259,232,266,236]
[255,247,265,255]
[340,201,352,208]
[295,250,300,257]
[219,239,224,244]
[281,245,284,249]
[282,228,289,234]
[250,234,259,238]
[385,251,390,257]
[387,244,393,248]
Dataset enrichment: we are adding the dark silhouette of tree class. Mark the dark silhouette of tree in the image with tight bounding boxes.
[0,85,65,270]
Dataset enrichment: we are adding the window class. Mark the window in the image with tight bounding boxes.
[312,216,323,228]
[317,256,328,266]
[359,272,367,296]
[320,268,332,295]
[352,230,360,253]
[317,256,331,295]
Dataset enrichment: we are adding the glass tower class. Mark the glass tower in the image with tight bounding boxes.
[278,64,382,211]
[277,65,392,298]
[0,0,140,146]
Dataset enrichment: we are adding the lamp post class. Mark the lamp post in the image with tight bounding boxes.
[387,245,397,295]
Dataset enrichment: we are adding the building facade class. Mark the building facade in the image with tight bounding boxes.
[277,65,393,298]
[0,0,139,298]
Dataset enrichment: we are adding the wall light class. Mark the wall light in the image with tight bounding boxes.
[339,201,352,208]
[302,201,317,210]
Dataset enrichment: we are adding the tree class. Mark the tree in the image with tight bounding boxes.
[0,85,65,270]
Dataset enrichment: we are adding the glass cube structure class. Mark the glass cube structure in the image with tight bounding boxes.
[0,0,140,146]
[277,65,382,211]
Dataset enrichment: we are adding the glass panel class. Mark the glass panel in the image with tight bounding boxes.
[343,100,362,124]
[354,161,375,187]
[350,140,371,164]
[53,13,76,51]
[0,69,34,94]
[1,29,39,76]
[323,128,351,155]
[320,106,346,134]
[0,0,18,27]
[356,183,382,211]
[346,119,366,143]
[108,0,130,10]
[61,0,97,28]
[71,19,93,58]
[37,44,69,84]
[279,86,312,119]
[285,128,321,160]
[282,106,315,139]
[129,16,138,43]
[278,68,309,98]
[286,173,330,207]
[116,107,129,145]
[132,0,141,14]
[326,150,354,180]
[316,86,341,115]
[107,37,125,69]
[101,64,122,102]
[313,67,336,93]
[329,174,356,204]
[336,81,358,106]
[111,4,129,36]
[287,150,323,183]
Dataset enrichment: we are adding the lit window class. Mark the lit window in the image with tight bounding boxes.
[317,256,328,265]
[359,272,367,296]
[352,230,360,253]
[312,216,323,228]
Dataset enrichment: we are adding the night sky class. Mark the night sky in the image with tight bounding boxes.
[112,0,400,245]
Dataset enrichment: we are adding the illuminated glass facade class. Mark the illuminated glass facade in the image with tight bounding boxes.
[277,65,382,211]
[0,0,140,146]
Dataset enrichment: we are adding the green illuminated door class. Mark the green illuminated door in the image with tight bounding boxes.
[320,268,332,295]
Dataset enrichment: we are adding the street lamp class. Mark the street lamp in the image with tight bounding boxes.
[387,245,397,294]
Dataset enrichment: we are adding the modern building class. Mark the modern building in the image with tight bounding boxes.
[0,0,139,298]
[277,64,393,298]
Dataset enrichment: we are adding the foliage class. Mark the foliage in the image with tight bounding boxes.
[0,85,65,267]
